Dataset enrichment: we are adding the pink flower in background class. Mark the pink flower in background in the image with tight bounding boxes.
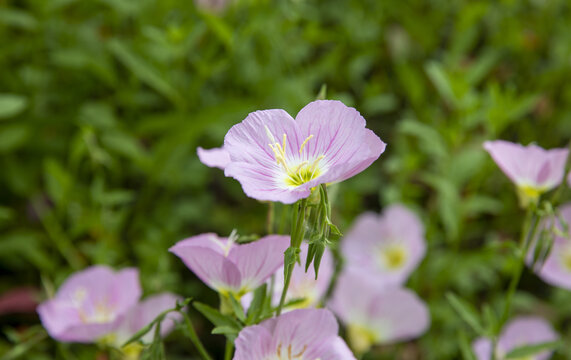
[242,243,334,311]
[329,270,430,354]
[0,287,38,315]
[197,146,231,170]
[223,100,386,204]
[170,233,289,297]
[483,140,568,206]
[472,316,558,360]
[37,266,141,343]
[529,203,571,290]
[114,293,183,345]
[341,204,426,286]
[233,308,356,360]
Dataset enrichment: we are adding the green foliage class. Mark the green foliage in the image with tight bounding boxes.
[1,0,571,359]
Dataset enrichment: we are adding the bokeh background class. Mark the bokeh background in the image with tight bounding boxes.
[1,0,571,358]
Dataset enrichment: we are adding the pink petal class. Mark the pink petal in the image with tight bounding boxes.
[227,235,290,292]
[472,337,493,360]
[483,140,569,190]
[224,162,310,204]
[308,336,357,360]
[295,100,386,185]
[233,324,273,360]
[197,146,231,170]
[498,316,559,360]
[169,240,242,292]
[269,308,339,353]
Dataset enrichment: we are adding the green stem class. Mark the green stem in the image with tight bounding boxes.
[181,312,214,360]
[494,206,540,360]
[276,198,308,315]
[224,339,233,360]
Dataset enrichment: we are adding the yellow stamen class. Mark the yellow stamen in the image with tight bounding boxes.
[299,134,313,154]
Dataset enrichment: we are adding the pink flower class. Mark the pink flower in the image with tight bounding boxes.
[169,233,289,297]
[472,316,558,360]
[529,203,571,290]
[329,270,430,354]
[223,100,386,204]
[233,308,356,360]
[37,266,141,343]
[197,146,231,170]
[242,243,334,311]
[341,204,426,286]
[483,140,568,206]
[114,293,183,345]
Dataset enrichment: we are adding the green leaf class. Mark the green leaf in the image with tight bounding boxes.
[446,292,486,335]
[193,302,242,330]
[0,94,28,119]
[312,241,326,279]
[505,341,561,359]
[458,330,477,360]
[228,294,245,323]
[211,326,239,336]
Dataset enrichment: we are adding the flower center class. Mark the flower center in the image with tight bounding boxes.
[559,246,571,271]
[265,127,324,188]
[379,244,408,270]
[516,185,543,208]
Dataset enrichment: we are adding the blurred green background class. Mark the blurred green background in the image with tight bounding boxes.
[1,0,571,358]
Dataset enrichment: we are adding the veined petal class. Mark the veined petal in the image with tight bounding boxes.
[227,235,290,292]
[224,109,301,165]
[169,242,242,293]
[269,308,340,355]
[307,336,357,360]
[484,140,569,191]
[233,324,273,360]
[296,101,386,184]
[225,162,310,204]
[197,146,231,170]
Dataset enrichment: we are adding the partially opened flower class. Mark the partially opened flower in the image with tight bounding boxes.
[472,316,558,360]
[197,146,230,170]
[169,233,289,298]
[37,266,141,343]
[114,292,183,345]
[483,140,568,207]
[233,308,356,360]
[529,203,571,290]
[329,270,430,354]
[242,243,334,311]
[341,204,426,286]
[223,100,386,204]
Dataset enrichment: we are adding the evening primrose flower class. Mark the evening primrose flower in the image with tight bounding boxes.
[483,140,568,207]
[233,308,356,360]
[223,100,386,204]
[37,266,141,343]
[169,233,289,298]
[329,270,430,355]
[472,316,558,360]
[341,204,426,286]
[529,203,571,290]
[197,146,230,170]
